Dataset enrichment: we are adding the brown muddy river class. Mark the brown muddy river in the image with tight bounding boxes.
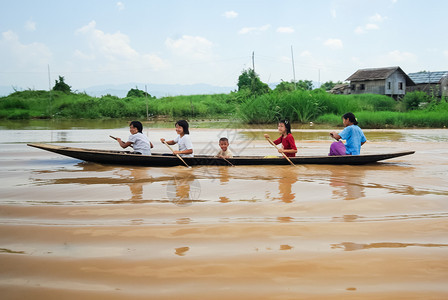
[1,121,448,299]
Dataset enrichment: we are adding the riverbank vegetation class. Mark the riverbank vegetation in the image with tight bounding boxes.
[1,72,447,128]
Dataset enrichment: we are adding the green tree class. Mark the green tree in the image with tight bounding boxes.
[52,76,71,94]
[274,80,296,93]
[402,91,429,111]
[126,87,152,98]
[274,79,313,92]
[320,80,344,91]
[237,69,270,96]
[296,80,313,90]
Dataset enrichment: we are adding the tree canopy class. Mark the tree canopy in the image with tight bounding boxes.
[320,80,343,91]
[52,76,71,94]
[126,88,153,98]
[274,80,313,92]
[237,69,270,96]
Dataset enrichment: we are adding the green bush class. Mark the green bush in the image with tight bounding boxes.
[402,91,429,111]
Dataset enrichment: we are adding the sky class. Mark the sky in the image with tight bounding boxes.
[1,0,447,92]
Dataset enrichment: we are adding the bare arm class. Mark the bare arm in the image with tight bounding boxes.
[330,132,341,141]
[160,138,175,145]
[173,149,193,155]
[116,138,133,149]
[278,148,297,154]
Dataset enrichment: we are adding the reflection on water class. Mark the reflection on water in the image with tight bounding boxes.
[329,167,365,200]
[166,174,201,206]
[174,246,190,256]
[278,175,297,203]
[331,242,448,251]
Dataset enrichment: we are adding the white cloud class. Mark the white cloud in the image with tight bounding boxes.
[238,24,271,35]
[165,35,214,61]
[223,11,238,18]
[116,2,124,10]
[369,13,385,23]
[365,23,379,30]
[300,50,312,57]
[0,30,52,69]
[25,20,36,32]
[381,50,417,64]
[277,27,294,34]
[444,50,448,58]
[76,21,137,60]
[75,21,166,70]
[355,13,385,34]
[354,26,365,34]
[324,38,343,50]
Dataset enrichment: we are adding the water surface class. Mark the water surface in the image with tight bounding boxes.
[1,121,447,299]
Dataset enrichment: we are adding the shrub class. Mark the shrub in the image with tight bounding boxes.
[402,91,429,111]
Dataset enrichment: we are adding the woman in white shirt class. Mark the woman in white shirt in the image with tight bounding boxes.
[160,120,194,157]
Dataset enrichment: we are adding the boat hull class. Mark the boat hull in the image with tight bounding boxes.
[27,143,415,167]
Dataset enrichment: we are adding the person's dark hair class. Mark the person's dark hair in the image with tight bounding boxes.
[175,120,190,134]
[342,112,358,125]
[130,120,143,133]
[279,119,292,135]
[219,137,229,143]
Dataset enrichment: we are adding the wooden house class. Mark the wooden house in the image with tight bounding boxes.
[346,66,415,98]
[329,83,351,95]
[407,71,448,97]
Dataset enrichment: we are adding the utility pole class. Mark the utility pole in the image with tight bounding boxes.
[291,46,297,90]
[252,51,255,72]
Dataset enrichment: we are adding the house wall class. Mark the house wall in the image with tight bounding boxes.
[385,71,407,96]
[350,80,385,95]
[349,70,407,96]
[442,76,448,97]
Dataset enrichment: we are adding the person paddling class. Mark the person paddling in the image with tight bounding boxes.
[329,112,366,156]
[160,120,194,157]
[264,119,297,157]
[115,120,153,155]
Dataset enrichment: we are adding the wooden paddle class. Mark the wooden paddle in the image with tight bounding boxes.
[162,141,191,168]
[265,136,296,166]
[220,156,234,167]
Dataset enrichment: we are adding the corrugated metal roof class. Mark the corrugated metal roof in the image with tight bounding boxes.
[408,71,448,84]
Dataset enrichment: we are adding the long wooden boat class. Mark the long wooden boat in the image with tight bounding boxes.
[28,143,415,167]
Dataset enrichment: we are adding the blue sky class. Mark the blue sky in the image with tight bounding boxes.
[1,0,447,92]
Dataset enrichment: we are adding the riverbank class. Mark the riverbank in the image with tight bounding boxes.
[1,89,447,128]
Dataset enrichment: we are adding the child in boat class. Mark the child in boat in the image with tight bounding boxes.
[160,120,194,157]
[216,137,233,158]
[329,112,366,155]
[116,120,153,155]
[264,119,297,157]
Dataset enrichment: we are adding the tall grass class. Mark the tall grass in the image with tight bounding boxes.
[237,90,398,123]
[0,91,234,120]
[1,89,446,128]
